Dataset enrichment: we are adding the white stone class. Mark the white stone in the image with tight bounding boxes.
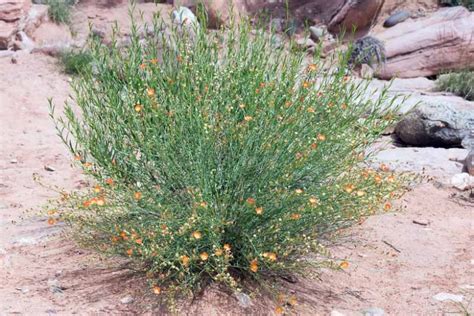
[433,292,463,303]
[450,173,473,191]
[120,295,134,304]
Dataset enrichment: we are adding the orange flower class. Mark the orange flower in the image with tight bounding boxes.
[199,252,209,261]
[239,103,246,109]
[223,243,231,251]
[290,213,301,220]
[134,104,142,112]
[275,306,284,314]
[111,159,116,165]
[215,248,223,256]
[147,88,155,97]
[82,200,91,208]
[150,58,158,65]
[374,175,382,184]
[120,231,128,240]
[344,184,355,193]
[302,81,310,88]
[310,142,318,150]
[134,192,142,200]
[288,296,297,306]
[259,82,266,88]
[285,101,292,107]
[126,248,133,256]
[135,238,143,245]
[83,162,92,168]
[249,259,258,272]
[255,88,260,94]
[199,201,208,208]
[74,154,81,161]
[192,231,202,239]
[356,190,365,197]
[339,261,349,269]
[309,197,318,205]
[111,236,119,243]
[295,188,303,194]
[47,209,57,216]
[255,207,264,215]
[384,202,392,211]
[263,252,277,261]
[317,134,326,141]
[387,175,395,183]
[307,63,317,72]
[341,103,347,110]
[47,218,56,225]
[246,197,256,205]
[307,107,315,113]
[180,255,190,266]
[152,286,161,295]
[380,163,390,172]
[105,178,114,185]
[343,75,350,82]
[96,197,105,206]
[244,116,253,122]
[176,55,183,63]
[139,63,146,70]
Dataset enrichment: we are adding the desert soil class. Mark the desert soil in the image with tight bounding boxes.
[1,4,473,316]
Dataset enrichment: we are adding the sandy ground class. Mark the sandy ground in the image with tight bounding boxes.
[0,3,473,314]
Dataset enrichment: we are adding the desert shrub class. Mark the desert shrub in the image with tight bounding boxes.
[49,15,406,309]
[59,50,93,75]
[348,36,386,68]
[439,0,474,10]
[47,0,75,24]
[436,71,474,101]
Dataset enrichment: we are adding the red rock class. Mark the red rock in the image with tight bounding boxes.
[0,20,16,48]
[376,7,474,79]
[0,0,30,22]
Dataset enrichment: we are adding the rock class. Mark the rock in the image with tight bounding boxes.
[10,158,18,163]
[0,20,17,49]
[309,25,325,42]
[44,165,55,172]
[376,7,474,79]
[383,10,410,28]
[330,310,347,316]
[15,31,35,51]
[20,4,49,36]
[295,36,315,50]
[360,64,374,79]
[234,292,252,308]
[450,173,474,191]
[30,22,72,47]
[465,150,474,175]
[328,0,385,38]
[395,103,474,148]
[432,292,463,302]
[372,146,468,180]
[120,295,134,304]
[171,6,197,26]
[361,307,385,316]
[0,0,30,22]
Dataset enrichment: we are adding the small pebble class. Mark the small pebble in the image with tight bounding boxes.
[433,292,463,302]
[120,295,134,304]
[44,165,56,172]
[362,307,385,316]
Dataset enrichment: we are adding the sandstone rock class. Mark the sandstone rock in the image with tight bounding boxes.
[30,21,72,47]
[450,173,474,191]
[383,10,410,27]
[0,20,16,49]
[372,146,468,180]
[0,0,30,22]
[328,0,384,38]
[376,7,474,79]
[20,4,49,36]
[309,25,325,41]
[395,103,474,148]
[360,64,374,79]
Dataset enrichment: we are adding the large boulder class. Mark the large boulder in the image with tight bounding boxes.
[177,0,382,36]
[395,103,474,148]
[328,0,384,38]
[0,19,16,49]
[0,0,30,22]
[376,7,474,79]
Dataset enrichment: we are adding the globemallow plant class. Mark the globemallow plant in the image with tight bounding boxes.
[48,12,407,312]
